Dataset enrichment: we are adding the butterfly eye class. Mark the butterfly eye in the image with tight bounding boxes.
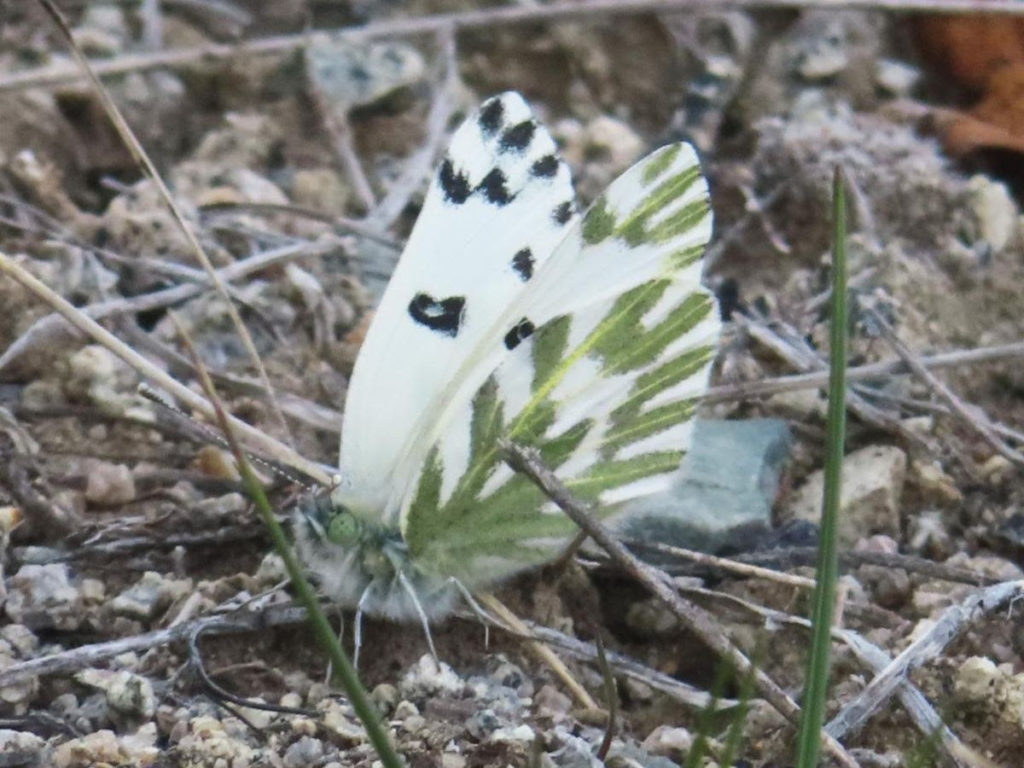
[326,511,361,547]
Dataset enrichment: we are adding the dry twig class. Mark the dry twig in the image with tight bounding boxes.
[37,0,295,447]
[3,0,1024,96]
[676,584,984,768]
[0,252,331,484]
[825,580,1024,742]
[703,341,1024,403]
[865,307,1024,467]
[501,440,862,768]
[0,240,328,374]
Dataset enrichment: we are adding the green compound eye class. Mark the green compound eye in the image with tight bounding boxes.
[326,512,360,547]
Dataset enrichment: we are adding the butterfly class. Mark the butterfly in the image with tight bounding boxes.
[295,92,720,632]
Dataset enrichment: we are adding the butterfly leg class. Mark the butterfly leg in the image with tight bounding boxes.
[448,577,491,648]
[324,613,346,685]
[398,571,439,662]
[353,583,375,670]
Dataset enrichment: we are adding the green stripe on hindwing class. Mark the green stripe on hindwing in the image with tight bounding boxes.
[402,139,718,578]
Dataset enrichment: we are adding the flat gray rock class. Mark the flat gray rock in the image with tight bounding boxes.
[620,419,792,554]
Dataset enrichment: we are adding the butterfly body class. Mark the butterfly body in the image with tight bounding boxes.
[295,92,720,620]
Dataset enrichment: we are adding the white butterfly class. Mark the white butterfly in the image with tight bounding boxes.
[296,92,720,629]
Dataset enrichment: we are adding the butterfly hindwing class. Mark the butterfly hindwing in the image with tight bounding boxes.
[401,144,720,585]
[336,93,578,519]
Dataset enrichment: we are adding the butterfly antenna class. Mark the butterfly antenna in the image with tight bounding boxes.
[448,577,491,648]
[398,572,438,662]
[137,383,319,490]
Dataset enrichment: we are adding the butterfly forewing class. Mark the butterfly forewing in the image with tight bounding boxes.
[400,144,720,585]
[337,93,579,519]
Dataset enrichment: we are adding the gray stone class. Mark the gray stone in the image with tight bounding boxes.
[284,736,325,767]
[620,419,791,553]
[5,563,82,630]
[306,37,424,110]
[76,669,156,719]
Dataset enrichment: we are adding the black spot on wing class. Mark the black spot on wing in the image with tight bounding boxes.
[504,318,535,350]
[530,154,559,178]
[478,168,513,205]
[478,98,505,136]
[552,200,574,225]
[438,158,471,204]
[511,248,534,281]
[408,293,466,337]
[500,120,536,153]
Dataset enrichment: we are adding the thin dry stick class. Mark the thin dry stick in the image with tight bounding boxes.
[37,0,295,447]
[0,602,311,689]
[703,341,1024,403]
[501,440,862,768]
[825,579,1024,741]
[0,253,331,484]
[477,591,599,710]
[0,589,703,713]
[311,93,378,211]
[197,202,402,250]
[6,1,1024,94]
[0,240,327,373]
[521,621,732,709]
[628,540,816,589]
[866,389,1024,447]
[678,584,979,768]
[737,315,931,450]
[865,308,1024,467]
[364,29,460,232]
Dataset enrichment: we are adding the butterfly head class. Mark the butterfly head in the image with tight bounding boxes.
[295,491,403,578]
[293,490,458,619]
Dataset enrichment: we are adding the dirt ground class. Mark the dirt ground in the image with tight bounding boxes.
[1,2,1023,767]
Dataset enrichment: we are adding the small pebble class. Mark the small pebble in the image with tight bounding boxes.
[84,461,136,506]
[642,725,693,758]
[6,563,83,630]
[284,735,324,768]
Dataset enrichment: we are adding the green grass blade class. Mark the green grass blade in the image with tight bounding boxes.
[176,319,405,768]
[239,465,405,768]
[795,167,849,768]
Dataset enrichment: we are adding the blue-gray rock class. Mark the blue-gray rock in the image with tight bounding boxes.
[620,419,791,554]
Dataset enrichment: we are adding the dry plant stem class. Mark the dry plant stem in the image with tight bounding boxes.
[0,602,309,689]
[0,253,331,485]
[198,202,402,250]
[476,591,599,710]
[0,239,322,382]
[501,441,862,768]
[0,593,708,712]
[4,0,1024,95]
[315,99,378,211]
[865,308,1024,466]
[120,323,344,433]
[681,585,975,768]
[629,540,816,589]
[704,341,1024,403]
[365,30,460,232]
[727,546,995,587]
[520,622,732,709]
[826,579,1024,741]
[737,316,929,449]
[839,634,991,768]
[865,390,1024,447]
[37,0,294,447]
[13,523,267,564]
